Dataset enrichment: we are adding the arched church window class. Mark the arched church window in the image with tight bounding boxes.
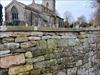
[11,6,18,21]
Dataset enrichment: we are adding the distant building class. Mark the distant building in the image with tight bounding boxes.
[5,0,64,27]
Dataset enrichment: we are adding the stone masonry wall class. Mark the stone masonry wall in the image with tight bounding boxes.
[0,29,100,75]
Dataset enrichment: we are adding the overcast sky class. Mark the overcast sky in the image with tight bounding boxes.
[0,0,94,21]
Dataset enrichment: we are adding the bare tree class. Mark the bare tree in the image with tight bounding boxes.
[76,16,88,27]
[63,11,73,28]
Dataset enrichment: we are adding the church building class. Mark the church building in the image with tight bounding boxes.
[5,0,64,27]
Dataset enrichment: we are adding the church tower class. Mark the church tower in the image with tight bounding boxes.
[32,0,35,4]
[42,0,55,12]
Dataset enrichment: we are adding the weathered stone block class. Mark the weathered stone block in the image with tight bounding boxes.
[26,56,44,64]
[0,54,25,68]
[76,60,82,66]
[20,42,31,48]
[0,50,10,56]
[47,39,57,49]
[15,37,28,43]
[0,69,8,75]
[37,40,47,49]
[58,39,68,47]
[11,49,27,53]
[25,51,33,58]
[2,37,14,43]
[49,59,57,66]
[51,35,61,39]
[32,49,43,57]
[44,54,55,60]
[4,43,19,49]
[0,32,13,38]
[30,32,43,36]
[30,41,37,47]
[30,69,41,75]
[42,36,51,39]
[57,71,66,75]
[44,59,57,68]
[13,32,29,38]
[17,72,30,75]
[0,45,5,50]
[9,64,33,75]
[29,36,41,41]
[20,41,36,48]
[34,61,45,69]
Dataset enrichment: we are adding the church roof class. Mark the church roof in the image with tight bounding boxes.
[5,0,26,9]
[5,0,63,21]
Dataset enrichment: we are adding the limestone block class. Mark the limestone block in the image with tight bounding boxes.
[44,59,57,68]
[79,34,87,38]
[47,39,57,49]
[0,54,25,68]
[67,67,77,75]
[0,45,5,50]
[58,39,68,47]
[29,36,41,41]
[0,69,8,75]
[20,42,31,48]
[13,32,29,37]
[51,35,61,39]
[34,61,45,69]
[80,32,86,35]
[27,47,38,52]
[49,59,57,66]
[0,50,10,56]
[32,49,43,57]
[44,54,55,60]
[30,69,41,75]
[9,64,33,75]
[58,38,79,47]
[57,71,66,75]
[76,60,82,66]
[0,32,13,38]
[4,43,19,49]
[30,32,43,36]
[30,41,37,47]
[15,37,28,43]
[42,36,51,39]
[2,37,14,43]
[26,56,44,63]
[32,56,44,63]
[17,72,30,75]
[25,51,33,58]
[37,40,47,49]
[61,35,67,38]
[79,32,87,38]
[11,49,27,53]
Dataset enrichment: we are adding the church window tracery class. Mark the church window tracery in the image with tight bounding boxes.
[11,6,18,21]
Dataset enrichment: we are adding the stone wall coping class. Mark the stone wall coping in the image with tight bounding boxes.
[0,26,100,32]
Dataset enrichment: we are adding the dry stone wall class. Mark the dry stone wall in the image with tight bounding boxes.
[0,30,100,75]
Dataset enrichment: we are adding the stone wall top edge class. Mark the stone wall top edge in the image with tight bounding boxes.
[0,26,100,32]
